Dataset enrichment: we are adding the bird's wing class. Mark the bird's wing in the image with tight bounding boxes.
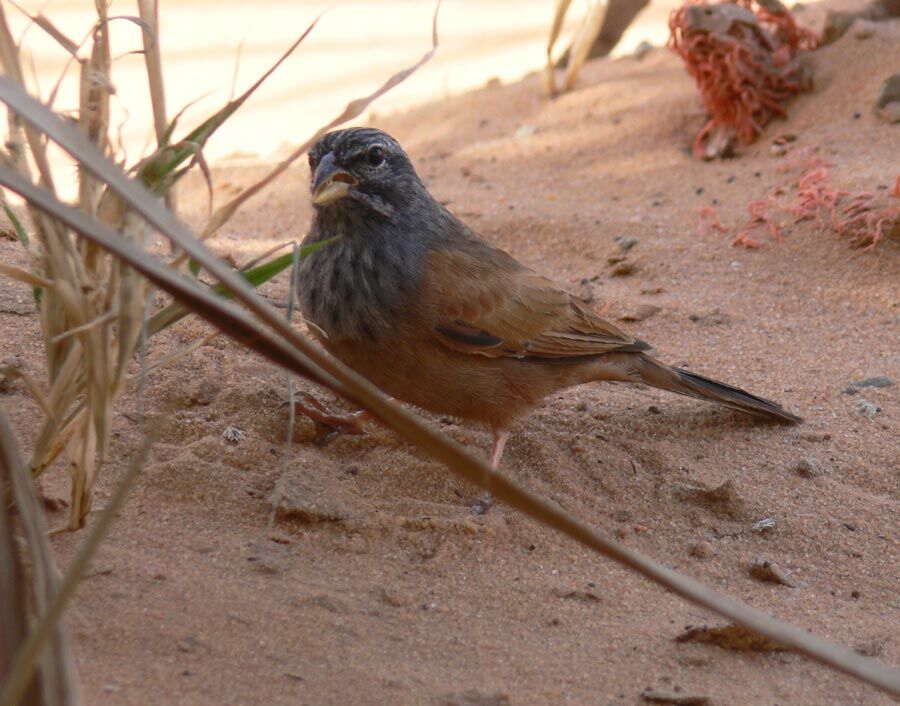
[423,244,649,360]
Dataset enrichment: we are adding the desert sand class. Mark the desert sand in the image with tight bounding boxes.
[0,1,898,705]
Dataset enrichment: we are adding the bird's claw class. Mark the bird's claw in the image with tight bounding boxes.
[291,393,370,445]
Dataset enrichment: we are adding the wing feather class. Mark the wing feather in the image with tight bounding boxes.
[422,244,648,360]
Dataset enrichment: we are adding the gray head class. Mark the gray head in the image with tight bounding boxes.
[300,128,453,341]
[308,128,427,221]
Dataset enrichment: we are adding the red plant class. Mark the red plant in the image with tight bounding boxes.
[669,0,818,159]
[700,152,899,249]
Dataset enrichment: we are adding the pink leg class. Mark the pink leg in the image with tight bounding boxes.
[473,429,510,515]
[489,429,510,470]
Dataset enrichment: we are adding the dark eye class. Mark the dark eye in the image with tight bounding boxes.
[308,153,318,171]
[367,145,385,166]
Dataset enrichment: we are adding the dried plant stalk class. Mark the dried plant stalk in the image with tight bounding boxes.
[0,3,332,528]
[0,412,79,706]
[544,0,608,95]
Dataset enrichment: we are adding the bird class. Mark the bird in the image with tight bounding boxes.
[296,127,801,471]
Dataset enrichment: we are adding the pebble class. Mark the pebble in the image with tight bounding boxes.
[689,540,714,560]
[854,399,881,419]
[792,458,822,478]
[751,517,776,533]
[641,688,709,705]
[614,235,639,253]
[844,375,892,394]
[633,40,654,60]
[514,124,537,139]
[875,73,900,123]
[619,304,661,322]
[610,261,636,277]
[748,558,797,587]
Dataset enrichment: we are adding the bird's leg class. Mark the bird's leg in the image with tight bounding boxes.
[472,429,509,515]
[291,392,372,445]
[489,429,510,470]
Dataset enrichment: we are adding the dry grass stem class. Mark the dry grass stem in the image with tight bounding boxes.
[0,412,79,706]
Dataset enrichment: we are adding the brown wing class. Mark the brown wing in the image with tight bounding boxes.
[422,244,649,360]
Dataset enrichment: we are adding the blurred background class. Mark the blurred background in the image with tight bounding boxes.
[12,0,678,166]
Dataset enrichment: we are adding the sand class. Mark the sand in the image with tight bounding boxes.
[0,3,898,705]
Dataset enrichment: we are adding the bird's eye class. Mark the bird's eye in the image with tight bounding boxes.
[308,154,318,171]
[367,145,385,167]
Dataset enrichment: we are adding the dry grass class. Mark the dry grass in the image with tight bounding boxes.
[544,0,609,95]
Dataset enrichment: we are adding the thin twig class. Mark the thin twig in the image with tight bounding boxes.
[269,242,302,527]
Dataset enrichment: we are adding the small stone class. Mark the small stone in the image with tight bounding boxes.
[177,636,199,653]
[614,236,639,253]
[619,304,661,322]
[875,73,900,123]
[844,376,892,394]
[632,40,654,60]
[854,399,881,419]
[676,623,784,652]
[610,261,636,277]
[222,426,245,443]
[751,517,776,533]
[648,405,662,415]
[641,688,709,705]
[514,124,537,139]
[792,458,822,478]
[689,540,714,560]
[748,558,797,587]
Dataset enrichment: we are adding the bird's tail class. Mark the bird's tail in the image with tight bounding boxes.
[634,356,803,424]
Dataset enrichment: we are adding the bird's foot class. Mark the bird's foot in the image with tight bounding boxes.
[291,393,371,445]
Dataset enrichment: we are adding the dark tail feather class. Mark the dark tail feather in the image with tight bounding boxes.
[636,357,803,424]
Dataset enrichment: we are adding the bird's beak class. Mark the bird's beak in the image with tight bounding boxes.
[311,152,357,205]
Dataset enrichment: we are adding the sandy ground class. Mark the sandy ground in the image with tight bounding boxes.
[1,2,899,705]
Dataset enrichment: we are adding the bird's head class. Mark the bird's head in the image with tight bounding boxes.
[307,128,424,219]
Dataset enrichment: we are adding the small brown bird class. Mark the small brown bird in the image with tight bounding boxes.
[297,128,801,469]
